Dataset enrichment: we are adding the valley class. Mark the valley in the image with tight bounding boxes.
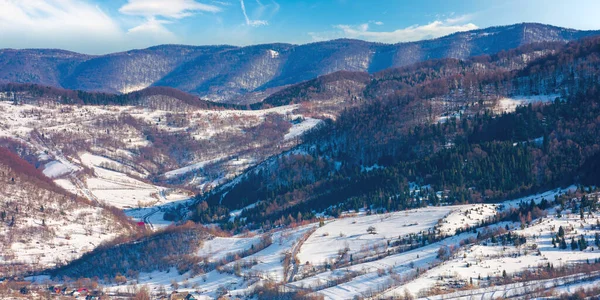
[26,187,600,300]
[0,96,320,208]
[1,21,600,299]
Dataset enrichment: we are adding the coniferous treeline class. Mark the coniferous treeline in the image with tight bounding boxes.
[50,224,207,280]
[0,83,245,110]
[193,36,600,229]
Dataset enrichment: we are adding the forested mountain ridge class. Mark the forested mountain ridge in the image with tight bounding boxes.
[0,83,242,110]
[3,22,600,299]
[189,36,600,229]
[254,41,566,116]
[1,23,598,103]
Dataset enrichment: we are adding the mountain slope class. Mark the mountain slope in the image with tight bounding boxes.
[0,147,138,276]
[0,82,323,211]
[189,36,600,228]
[0,23,598,103]
[61,45,235,94]
[0,49,89,87]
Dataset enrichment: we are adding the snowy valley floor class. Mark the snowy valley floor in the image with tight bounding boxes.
[23,186,600,299]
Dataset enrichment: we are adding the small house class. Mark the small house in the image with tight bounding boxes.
[170,291,189,300]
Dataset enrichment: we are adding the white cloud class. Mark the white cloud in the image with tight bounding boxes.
[119,0,221,18]
[240,0,268,27]
[0,0,123,53]
[444,14,474,25]
[118,0,224,48]
[310,18,478,44]
[0,0,204,54]
[127,17,178,44]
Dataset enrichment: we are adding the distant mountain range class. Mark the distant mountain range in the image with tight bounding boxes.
[0,23,599,103]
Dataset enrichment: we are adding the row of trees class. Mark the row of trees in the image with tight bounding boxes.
[0,83,242,110]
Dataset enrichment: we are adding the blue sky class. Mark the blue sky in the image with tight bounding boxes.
[1,0,599,54]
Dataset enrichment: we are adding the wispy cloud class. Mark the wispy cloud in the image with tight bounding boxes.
[240,0,268,27]
[210,0,232,6]
[310,17,478,43]
[118,0,223,46]
[271,0,280,16]
[119,0,221,18]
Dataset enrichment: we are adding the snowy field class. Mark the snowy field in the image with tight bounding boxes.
[103,225,316,298]
[297,207,452,266]
[78,152,191,208]
[437,204,498,236]
[23,186,600,299]
[284,117,322,141]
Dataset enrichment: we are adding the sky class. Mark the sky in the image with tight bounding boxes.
[0,0,599,54]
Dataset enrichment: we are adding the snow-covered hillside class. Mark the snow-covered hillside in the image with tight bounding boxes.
[0,149,137,276]
[0,98,319,210]
[29,187,600,299]
[296,207,451,266]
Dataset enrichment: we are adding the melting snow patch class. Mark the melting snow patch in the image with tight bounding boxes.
[229,202,260,222]
[42,161,72,178]
[119,83,150,94]
[361,164,383,172]
[268,49,280,58]
[497,94,559,113]
[163,157,224,179]
[284,117,322,140]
